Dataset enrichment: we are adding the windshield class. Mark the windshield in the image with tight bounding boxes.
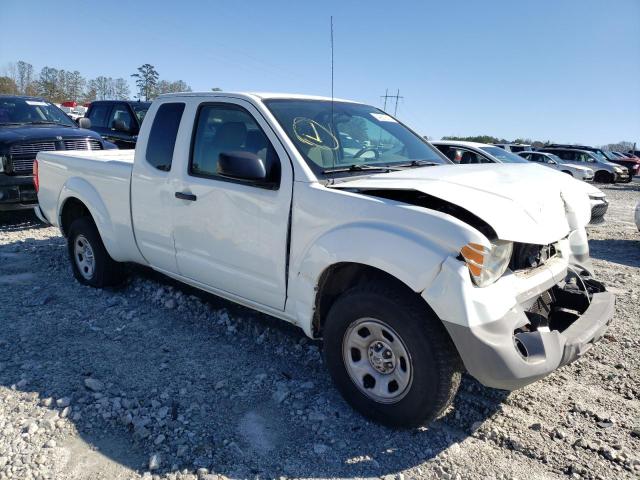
[131,102,151,124]
[480,146,529,163]
[0,97,76,127]
[264,99,449,175]
[601,150,618,161]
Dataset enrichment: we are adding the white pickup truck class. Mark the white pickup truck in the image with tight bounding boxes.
[34,92,614,427]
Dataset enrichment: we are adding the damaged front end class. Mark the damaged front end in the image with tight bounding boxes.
[441,260,615,391]
[514,268,611,368]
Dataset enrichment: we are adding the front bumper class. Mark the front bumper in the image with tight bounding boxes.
[442,287,614,390]
[0,174,38,211]
[614,171,629,182]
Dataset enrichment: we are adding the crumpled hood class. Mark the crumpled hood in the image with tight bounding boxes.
[330,163,592,245]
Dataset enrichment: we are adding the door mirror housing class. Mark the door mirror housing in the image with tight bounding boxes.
[78,117,91,129]
[547,159,557,165]
[217,151,277,189]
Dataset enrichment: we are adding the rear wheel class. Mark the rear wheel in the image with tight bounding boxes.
[67,217,124,287]
[323,281,462,428]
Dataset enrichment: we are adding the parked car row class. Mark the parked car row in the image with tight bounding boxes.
[491,142,638,183]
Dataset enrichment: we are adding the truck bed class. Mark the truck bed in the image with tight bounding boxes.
[36,149,145,264]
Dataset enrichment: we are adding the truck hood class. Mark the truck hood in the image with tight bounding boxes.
[330,163,591,245]
[0,125,101,144]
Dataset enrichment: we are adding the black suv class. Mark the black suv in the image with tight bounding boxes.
[0,95,114,212]
[84,100,151,149]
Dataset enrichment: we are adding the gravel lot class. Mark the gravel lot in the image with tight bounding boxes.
[0,183,638,480]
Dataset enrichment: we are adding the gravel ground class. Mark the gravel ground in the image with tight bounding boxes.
[0,183,638,480]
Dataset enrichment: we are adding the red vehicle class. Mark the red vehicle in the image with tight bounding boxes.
[608,151,640,179]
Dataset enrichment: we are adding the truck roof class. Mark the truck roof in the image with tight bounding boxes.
[156,91,360,104]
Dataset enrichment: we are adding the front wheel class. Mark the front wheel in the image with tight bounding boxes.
[323,281,462,428]
[67,216,124,287]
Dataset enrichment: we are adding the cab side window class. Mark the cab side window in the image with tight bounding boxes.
[190,104,280,186]
[145,103,185,171]
[87,104,110,128]
[107,104,134,131]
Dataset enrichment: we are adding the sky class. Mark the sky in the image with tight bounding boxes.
[1,0,638,145]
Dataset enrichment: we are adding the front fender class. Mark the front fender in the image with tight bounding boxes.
[289,220,483,337]
[58,177,122,260]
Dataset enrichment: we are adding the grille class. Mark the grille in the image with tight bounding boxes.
[63,138,102,151]
[9,141,56,158]
[8,138,103,174]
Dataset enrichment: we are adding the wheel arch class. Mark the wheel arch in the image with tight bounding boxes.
[57,177,120,259]
[312,262,424,338]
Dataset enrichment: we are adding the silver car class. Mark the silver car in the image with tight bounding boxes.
[517,151,594,182]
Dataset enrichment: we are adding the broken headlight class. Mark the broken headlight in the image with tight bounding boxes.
[461,240,513,287]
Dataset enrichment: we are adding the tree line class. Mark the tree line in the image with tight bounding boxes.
[0,60,193,103]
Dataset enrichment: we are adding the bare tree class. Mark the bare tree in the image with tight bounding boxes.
[65,71,85,103]
[0,76,18,94]
[16,61,34,95]
[156,79,192,95]
[37,67,59,101]
[113,78,130,100]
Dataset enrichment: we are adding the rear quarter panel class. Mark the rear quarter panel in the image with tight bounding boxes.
[36,150,146,264]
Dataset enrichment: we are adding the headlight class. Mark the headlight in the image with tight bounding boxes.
[0,155,6,173]
[460,240,513,287]
[613,166,622,173]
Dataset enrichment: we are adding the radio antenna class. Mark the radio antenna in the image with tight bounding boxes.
[330,16,335,121]
[330,15,336,170]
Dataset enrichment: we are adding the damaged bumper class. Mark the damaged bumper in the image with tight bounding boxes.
[425,244,614,391]
[442,285,614,390]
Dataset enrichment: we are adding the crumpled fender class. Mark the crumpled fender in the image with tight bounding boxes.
[289,217,486,337]
[58,176,123,260]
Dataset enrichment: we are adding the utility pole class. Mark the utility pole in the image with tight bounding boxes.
[380,88,403,116]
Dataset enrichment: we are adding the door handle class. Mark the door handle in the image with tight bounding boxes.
[175,192,197,201]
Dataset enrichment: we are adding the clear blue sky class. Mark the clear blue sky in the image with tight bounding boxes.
[1,0,638,145]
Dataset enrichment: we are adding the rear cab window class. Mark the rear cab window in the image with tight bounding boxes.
[145,103,186,171]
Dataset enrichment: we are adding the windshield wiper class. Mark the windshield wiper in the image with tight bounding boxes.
[30,121,73,127]
[322,164,403,174]
[393,160,440,168]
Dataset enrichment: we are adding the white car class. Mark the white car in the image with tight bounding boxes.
[493,143,533,153]
[517,151,594,182]
[34,92,614,427]
[432,140,606,226]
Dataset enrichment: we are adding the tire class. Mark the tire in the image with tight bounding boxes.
[323,281,462,428]
[594,171,614,184]
[67,216,124,287]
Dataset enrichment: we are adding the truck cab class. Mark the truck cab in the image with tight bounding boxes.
[84,100,151,149]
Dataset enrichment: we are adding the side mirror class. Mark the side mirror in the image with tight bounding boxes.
[78,117,91,129]
[113,119,128,132]
[547,159,557,165]
[217,151,277,189]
